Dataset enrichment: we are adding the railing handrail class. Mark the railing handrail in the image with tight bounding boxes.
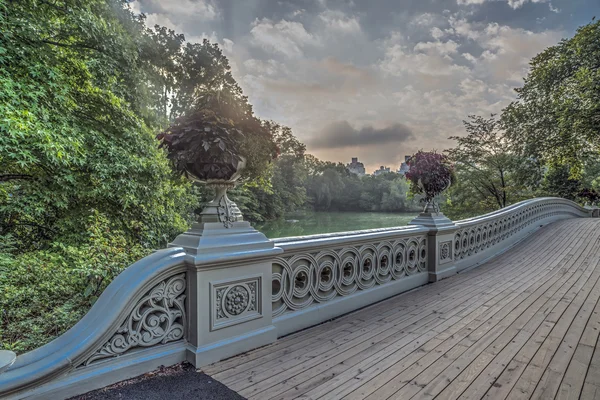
[454,197,590,228]
[272,224,429,250]
[0,248,187,396]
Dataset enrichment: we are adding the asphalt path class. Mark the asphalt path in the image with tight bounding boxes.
[70,363,245,400]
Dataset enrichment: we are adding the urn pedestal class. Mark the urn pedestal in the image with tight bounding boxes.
[410,199,457,283]
[168,160,283,368]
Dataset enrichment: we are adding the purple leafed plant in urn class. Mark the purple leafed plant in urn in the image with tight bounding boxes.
[405,151,456,214]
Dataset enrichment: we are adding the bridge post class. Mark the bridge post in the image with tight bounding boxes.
[585,205,600,218]
[410,211,458,282]
[168,220,282,368]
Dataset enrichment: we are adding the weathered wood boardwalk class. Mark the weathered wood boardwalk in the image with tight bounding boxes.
[203,218,600,400]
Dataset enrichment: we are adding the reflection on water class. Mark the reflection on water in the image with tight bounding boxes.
[255,211,418,239]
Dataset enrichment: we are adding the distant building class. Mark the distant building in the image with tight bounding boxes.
[346,157,366,176]
[397,155,411,176]
[373,165,391,176]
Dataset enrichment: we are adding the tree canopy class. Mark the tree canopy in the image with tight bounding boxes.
[502,20,600,175]
[0,0,200,252]
[446,115,541,211]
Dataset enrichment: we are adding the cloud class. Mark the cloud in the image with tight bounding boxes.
[474,23,564,82]
[243,59,286,77]
[410,13,442,27]
[320,57,375,81]
[134,0,218,20]
[448,17,481,40]
[308,121,414,150]
[431,27,445,40]
[318,10,361,33]
[457,0,486,4]
[549,3,561,13]
[414,40,460,55]
[456,0,552,10]
[380,38,468,77]
[131,0,595,171]
[250,18,316,58]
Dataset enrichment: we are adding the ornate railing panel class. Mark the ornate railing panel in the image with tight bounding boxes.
[83,273,187,366]
[453,198,590,264]
[0,249,189,399]
[272,229,428,318]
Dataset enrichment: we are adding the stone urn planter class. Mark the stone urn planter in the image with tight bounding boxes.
[158,108,249,228]
[416,176,452,214]
[405,151,456,215]
[185,157,247,228]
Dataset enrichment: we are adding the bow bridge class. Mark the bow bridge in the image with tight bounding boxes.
[1,198,600,399]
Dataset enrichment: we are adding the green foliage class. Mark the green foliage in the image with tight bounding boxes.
[0,0,197,252]
[445,115,541,213]
[0,211,149,353]
[502,20,600,174]
[540,164,582,201]
[0,0,200,353]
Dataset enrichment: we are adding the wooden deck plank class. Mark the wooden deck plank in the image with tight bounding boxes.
[201,218,600,400]
[228,227,556,394]
[458,254,600,400]
[387,242,594,400]
[335,224,580,400]
[257,221,576,399]
[446,227,600,400]
[505,261,600,398]
[530,260,600,400]
[350,221,595,400]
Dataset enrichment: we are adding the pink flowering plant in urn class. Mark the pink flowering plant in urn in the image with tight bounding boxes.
[405,151,456,213]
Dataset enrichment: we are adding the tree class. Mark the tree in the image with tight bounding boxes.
[380,178,412,211]
[0,0,198,252]
[446,115,540,210]
[502,20,600,175]
[307,168,346,210]
[541,164,582,201]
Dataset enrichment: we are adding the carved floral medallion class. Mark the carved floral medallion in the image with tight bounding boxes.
[212,277,261,331]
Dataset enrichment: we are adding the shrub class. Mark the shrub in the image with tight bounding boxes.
[0,212,149,354]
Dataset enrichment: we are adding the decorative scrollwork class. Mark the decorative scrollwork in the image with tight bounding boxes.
[217,195,236,228]
[439,241,451,264]
[225,286,250,315]
[272,235,428,317]
[453,200,589,262]
[83,274,186,366]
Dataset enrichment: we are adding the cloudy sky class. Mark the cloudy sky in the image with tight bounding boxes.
[130,0,598,173]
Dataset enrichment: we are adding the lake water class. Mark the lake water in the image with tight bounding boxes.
[255,211,419,239]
